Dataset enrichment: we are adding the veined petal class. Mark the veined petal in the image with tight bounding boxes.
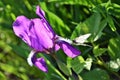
[58,41,81,58]
[13,16,31,46]
[36,6,55,38]
[29,18,54,51]
[34,57,48,73]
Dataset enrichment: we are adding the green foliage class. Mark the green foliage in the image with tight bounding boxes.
[0,0,120,80]
[81,68,110,80]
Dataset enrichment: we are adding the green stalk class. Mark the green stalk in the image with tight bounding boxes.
[41,53,67,80]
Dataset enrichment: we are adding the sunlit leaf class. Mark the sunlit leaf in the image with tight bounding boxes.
[0,63,17,74]
[107,15,116,31]
[71,56,85,74]
[48,0,95,7]
[84,58,92,70]
[109,3,120,18]
[93,45,107,57]
[108,37,120,59]
[0,72,6,80]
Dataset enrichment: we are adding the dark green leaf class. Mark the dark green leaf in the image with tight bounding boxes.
[81,68,110,80]
[56,59,72,76]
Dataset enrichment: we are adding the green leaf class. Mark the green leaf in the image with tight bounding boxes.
[48,0,94,7]
[107,15,116,31]
[81,68,110,80]
[56,59,72,76]
[0,63,17,74]
[67,57,72,68]
[11,43,29,58]
[47,11,71,36]
[70,23,82,39]
[109,3,120,18]
[39,54,67,80]
[93,45,107,57]
[0,72,6,80]
[71,56,85,74]
[108,37,120,59]
[93,19,107,41]
[71,12,107,42]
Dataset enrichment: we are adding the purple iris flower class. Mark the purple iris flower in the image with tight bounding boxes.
[12,6,80,72]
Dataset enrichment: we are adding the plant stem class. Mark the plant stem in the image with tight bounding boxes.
[49,53,67,80]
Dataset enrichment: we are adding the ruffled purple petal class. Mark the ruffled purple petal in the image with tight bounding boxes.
[34,57,48,73]
[13,16,31,46]
[36,6,55,38]
[29,18,54,51]
[58,41,81,58]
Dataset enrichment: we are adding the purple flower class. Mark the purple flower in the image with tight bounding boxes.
[12,6,80,72]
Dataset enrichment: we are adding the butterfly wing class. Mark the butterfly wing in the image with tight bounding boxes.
[74,33,91,44]
[73,33,91,47]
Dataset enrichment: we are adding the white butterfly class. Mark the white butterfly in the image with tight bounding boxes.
[58,33,91,47]
[72,33,91,46]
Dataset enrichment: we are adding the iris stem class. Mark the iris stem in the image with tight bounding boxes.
[48,53,67,80]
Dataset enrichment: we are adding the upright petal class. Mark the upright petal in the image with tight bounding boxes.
[36,6,55,38]
[34,57,48,73]
[36,5,45,19]
[13,16,31,46]
[29,18,54,51]
[58,41,81,58]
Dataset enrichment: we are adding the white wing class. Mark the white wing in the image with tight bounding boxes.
[74,33,91,44]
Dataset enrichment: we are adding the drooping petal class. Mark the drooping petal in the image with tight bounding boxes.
[36,6,55,38]
[27,50,48,72]
[58,41,81,58]
[13,16,31,46]
[34,57,48,73]
[29,18,54,51]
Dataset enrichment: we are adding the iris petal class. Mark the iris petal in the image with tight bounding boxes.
[34,57,48,73]
[13,16,31,46]
[29,18,54,51]
[58,41,81,58]
[36,6,45,19]
[36,6,55,38]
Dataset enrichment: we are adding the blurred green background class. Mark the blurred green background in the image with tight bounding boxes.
[0,0,120,80]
